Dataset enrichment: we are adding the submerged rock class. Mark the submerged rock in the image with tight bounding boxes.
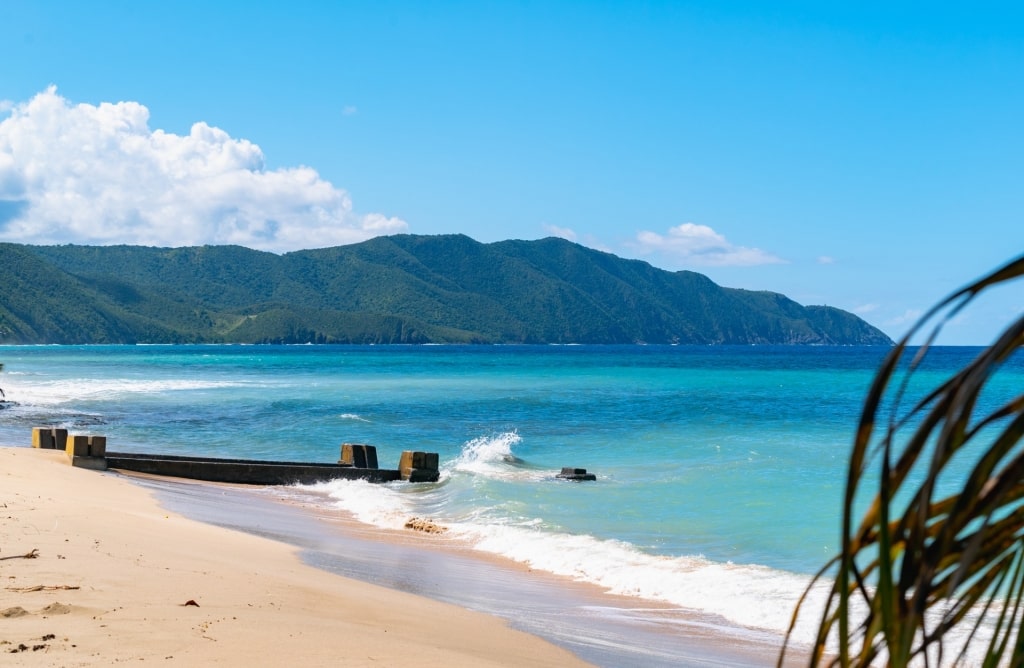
[556,467,597,481]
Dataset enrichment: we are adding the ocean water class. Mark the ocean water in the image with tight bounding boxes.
[1,344,1019,656]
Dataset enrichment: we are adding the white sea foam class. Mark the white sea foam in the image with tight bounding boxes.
[1,377,257,406]
[338,413,370,422]
[448,520,832,645]
[446,521,1000,665]
[446,431,553,482]
[451,431,522,469]
[305,478,415,530]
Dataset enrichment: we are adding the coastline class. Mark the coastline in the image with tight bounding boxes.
[121,460,810,666]
[0,446,589,666]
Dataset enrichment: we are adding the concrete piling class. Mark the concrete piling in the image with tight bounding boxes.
[399,450,440,482]
[32,427,68,450]
[87,436,107,457]
[38,428,109,470]
[30,427,439,484]
[339,443,379,469]
[66,434,90,457]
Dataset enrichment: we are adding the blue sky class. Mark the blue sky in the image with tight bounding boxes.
[1,2,1022,344]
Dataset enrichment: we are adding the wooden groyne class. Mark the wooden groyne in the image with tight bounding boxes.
[30,427,440,485]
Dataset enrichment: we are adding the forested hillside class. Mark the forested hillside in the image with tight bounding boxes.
[0,235,892,345]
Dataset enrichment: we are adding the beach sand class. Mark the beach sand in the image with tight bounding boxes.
[0,446,591,666]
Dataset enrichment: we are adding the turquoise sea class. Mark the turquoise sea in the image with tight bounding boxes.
[1,344,1019,661]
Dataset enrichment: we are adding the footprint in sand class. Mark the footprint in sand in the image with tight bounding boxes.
[39,602,73,615]
[2,607,30,618]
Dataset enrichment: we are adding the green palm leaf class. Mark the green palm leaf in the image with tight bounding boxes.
[782,255,1024,667]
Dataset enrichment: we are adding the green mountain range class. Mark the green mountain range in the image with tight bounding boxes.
[0,235,892,345]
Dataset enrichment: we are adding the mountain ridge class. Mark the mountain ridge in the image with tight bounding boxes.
[0,235,892,345]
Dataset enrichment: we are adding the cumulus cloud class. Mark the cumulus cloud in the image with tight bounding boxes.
[631,222,785,267]
[0,87,407,251]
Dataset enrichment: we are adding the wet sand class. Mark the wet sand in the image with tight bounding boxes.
[130,464,809,666]
[0,446,590,666]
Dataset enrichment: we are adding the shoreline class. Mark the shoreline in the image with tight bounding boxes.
[0,446,590,666]
[123,460,809,666]
[2,444,809,666]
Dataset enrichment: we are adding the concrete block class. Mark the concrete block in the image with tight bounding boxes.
[66,435,90,458]
[69,455,108,471]
[398,450,414,477]
[399,450,440,482]
[339,443,378,469]
[32,428,55,449]
[87,436,107,457]
[31,428,67,449]
[406,468,441,483]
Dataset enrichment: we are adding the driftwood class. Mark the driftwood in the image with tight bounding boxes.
[0,549,39,561]
[5,585,80,592]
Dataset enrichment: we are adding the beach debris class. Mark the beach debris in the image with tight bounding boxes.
[182,599,200,607]
[556,467,597,481]
[404,517,448,534]
[6,585,80,593]
[6,641,50,653]
[0,548,40,561]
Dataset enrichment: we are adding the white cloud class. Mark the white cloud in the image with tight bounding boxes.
[817,255,836,264]
[887,309,923,327]
[0,87,407,251]
[342,105,358,116]
[853,303,879,314]
[543,223,577,241]
[631,222,785,267]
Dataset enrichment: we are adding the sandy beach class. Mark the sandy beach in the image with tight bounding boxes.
[0,446,590,666]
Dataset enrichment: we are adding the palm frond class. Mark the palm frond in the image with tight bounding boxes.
[781,254,1024,667]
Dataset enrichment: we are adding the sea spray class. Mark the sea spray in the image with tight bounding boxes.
[450,431,523,471]
[304,478,413,530]
[2,376,255,407]
[446,431,556,482]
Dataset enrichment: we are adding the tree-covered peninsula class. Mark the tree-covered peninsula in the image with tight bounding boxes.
[0,235,892,345]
